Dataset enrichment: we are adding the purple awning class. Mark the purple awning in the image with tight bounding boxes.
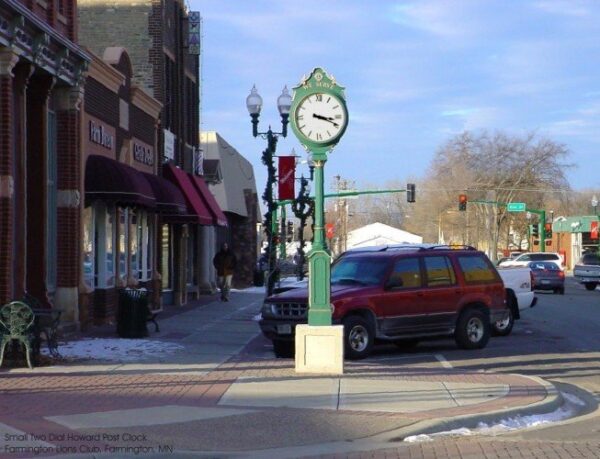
[85,155,155,208]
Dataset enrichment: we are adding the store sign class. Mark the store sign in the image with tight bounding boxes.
[163,129,175,161]
[188,11,201,55]
[591,221,598,240]
[89,120,114,150]
[194,147,204,176]
[133,142,154,166]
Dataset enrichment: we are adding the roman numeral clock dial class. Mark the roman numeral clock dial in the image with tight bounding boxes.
[295,93,347,144]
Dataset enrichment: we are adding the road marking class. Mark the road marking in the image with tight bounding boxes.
[435,354,453,368]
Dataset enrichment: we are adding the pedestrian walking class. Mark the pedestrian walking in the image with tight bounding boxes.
[213,242,237,301]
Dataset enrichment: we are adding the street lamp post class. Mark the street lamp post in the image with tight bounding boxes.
[292,174,314,281]
[246,85,291,296]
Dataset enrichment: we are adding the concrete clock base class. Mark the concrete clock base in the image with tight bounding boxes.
[295,324,344,374]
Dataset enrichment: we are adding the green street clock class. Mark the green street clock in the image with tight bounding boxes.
[289,68,348,328]
[290,68,348,157]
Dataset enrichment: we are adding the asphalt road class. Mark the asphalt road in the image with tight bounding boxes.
[361,275,600,443]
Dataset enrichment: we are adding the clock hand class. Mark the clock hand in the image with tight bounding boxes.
[312,113,339,128]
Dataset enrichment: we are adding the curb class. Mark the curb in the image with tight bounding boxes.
[382,374,562,442]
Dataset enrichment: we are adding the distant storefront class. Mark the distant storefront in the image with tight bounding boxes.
[549,216,600,270]
[80,47,163,326]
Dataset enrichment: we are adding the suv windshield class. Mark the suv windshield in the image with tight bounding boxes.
[331,256,389,286]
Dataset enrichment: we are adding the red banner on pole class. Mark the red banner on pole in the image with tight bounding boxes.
[278,156,296,200]
[325,223,335,239]
[591,221,599,240]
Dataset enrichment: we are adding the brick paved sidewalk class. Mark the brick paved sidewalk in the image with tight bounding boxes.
[0,290,596,458]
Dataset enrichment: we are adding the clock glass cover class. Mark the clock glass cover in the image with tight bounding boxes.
[295,93,346,144]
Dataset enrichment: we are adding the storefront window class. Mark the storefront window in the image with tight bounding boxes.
[139,213,152,281]
[161,224,171,289]
[118,208,128,281]
[130,210,139,280]
[105,206,115,287]
[83,206,94,288]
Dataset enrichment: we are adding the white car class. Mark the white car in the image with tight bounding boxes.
[498,252,564,270]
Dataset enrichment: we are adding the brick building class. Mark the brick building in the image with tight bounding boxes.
[80,47,164,326]
[77,1,227,307]
[0,0,89,323]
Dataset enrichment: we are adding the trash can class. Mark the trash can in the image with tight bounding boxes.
[117,289,149,338]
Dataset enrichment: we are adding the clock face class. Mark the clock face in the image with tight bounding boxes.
[294,93,347,144]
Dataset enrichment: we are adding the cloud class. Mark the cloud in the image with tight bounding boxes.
[533,0,591,17]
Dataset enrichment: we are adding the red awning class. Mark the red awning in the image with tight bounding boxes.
[142,172,188,215]
[85,155,155,208]
[163,164,213,225]
[190,174,228,227]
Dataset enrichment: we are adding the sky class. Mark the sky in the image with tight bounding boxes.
[193,0,600,194]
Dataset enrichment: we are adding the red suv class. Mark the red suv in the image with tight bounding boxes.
[259,245,508,359]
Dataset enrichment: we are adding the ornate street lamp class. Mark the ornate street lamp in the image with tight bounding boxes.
[592,195,598,215]
[247,85,291,296]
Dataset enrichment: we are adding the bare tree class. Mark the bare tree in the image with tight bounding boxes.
[426,131,571,259]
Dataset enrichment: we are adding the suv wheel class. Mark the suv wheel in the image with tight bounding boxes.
[584,283,597,291]
[343,316,374,360]
[455,309,490,349]
[272,339,294,358]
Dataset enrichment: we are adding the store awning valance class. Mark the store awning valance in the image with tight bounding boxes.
[190,175,228,227]
[142,172,188,215]
[163,164,213,225]
[85,155,155,208]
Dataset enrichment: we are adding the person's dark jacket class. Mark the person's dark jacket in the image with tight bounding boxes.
[213,250,237,276]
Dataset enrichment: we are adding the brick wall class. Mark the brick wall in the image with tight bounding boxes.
[77,1,154,91]
[56,108,80,288]
[0,74,13,304]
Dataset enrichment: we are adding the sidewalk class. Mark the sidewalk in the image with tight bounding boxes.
[0,288,594,458]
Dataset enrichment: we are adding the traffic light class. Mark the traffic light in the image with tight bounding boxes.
[286,221,294,243]
[544,222,552,238]
[458,194,467,211]
[406,183,416,203]
[531,223,539,238]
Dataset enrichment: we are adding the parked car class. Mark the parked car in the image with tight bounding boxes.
[259,245,509,359]
[495,266,537,336]
[498,252,564,270]
[528,261,565,294]
[573,252,600,291]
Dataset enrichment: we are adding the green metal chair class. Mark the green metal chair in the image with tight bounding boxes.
[0,301,35,369]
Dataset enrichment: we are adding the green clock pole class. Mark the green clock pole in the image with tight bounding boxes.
[289,68,348,374]
[308,155,332,326]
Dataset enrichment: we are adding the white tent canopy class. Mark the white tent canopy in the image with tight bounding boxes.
[346,222,423,249]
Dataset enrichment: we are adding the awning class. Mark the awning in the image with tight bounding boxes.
[85,155,155,208]
[190,174,228,227]
[163,163,213,225]
[142,172,188,215]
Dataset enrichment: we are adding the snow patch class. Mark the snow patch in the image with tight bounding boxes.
[42,338,184,362]
[404,391,585,442]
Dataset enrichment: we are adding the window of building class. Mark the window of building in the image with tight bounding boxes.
[83,206,94,289]
[92,203,115,289]
[118,208,128,281]
[161,224,172,290]
[424,256,456,287]
[130,210,139,280]
[137,211,152,281]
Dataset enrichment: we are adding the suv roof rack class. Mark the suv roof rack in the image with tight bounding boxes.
[343,244,478,253]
